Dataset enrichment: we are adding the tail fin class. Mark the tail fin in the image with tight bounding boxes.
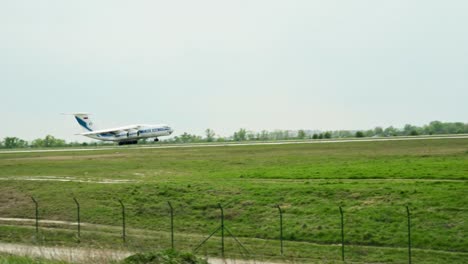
[70,113,96,132]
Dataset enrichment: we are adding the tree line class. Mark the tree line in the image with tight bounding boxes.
[164,121,468,143]
[1,121,467,148]
[0,135,109,149]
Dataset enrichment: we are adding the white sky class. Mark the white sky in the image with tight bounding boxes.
[1,1,467,141]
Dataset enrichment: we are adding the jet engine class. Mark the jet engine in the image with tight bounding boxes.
[126,129,139,138]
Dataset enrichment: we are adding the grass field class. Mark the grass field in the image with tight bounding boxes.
[0,253,68,264]
[0,138,467,263]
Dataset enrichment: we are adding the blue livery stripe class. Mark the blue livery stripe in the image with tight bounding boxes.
[75,117,92,131]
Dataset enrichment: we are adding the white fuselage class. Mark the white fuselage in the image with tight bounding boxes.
[87,124,173,142]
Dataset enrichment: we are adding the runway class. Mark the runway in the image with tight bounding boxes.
[0,135,467,154]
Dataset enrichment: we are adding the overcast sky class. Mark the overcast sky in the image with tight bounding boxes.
[1,1,467,141]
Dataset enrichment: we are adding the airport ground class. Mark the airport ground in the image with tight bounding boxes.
[0,137,466,263]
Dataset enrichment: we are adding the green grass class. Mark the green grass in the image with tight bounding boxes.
[0,253,68,264]
[0,138,467,263]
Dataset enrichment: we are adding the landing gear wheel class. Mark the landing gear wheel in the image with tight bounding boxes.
[118,140,138,146]
[154,138,159,142]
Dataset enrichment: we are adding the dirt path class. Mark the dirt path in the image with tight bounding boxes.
[0,242,282,264]
[0,176,135,184]
[0,242,130,263]
[0,175,465,185]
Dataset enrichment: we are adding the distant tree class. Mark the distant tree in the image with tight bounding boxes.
[324,132,331,139]
[31,138,43,147]
[404,124,424,136]
[255,132,262,140]
[67,141,81,147]
[355,131,365,138]
[3,137,28,148]
[297,130,306,139]
[178,132,202,143]
[246,131,257,141]
[233,129,247,141]
[450,122,465,134]
[424,120,468,134]
[205,129,215,142]
[384,126,398,137]
[31,135,66,148]
[270,130,282,140]
[318,133,323,139]
[364,130,375,137]
[374,127,384,136]
[312,134,318,139]
[404,124,415,136]
[333,130,352,138]
[259,130,269,141]
[180,132,191,143]
[46,135,65,147]
[428,121,444,134]
[422,124,431,135]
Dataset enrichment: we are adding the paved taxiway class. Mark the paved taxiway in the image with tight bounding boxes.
[0,135,467,154]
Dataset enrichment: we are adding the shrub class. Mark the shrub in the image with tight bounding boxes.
[122,249,208,264]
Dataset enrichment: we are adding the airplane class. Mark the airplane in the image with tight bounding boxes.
[66,113,174,145]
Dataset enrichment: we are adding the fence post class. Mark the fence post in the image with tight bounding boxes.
[118,199,126,243]
[73,197,81,242]
[277,205,284,255]
[168,201,174,250]
[193,203,249,256]
[31,197,39,239]
[218,203,225,258]
[339,206,344,262]
[406,206,412,264]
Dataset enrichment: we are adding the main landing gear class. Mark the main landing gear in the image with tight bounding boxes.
[118,140,138,146]
[154,138,159,142]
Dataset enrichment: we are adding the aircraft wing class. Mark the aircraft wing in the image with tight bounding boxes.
[77,125,142,136]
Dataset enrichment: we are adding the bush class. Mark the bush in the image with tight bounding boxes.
[355,131,365,138]
[122,250,208,264]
